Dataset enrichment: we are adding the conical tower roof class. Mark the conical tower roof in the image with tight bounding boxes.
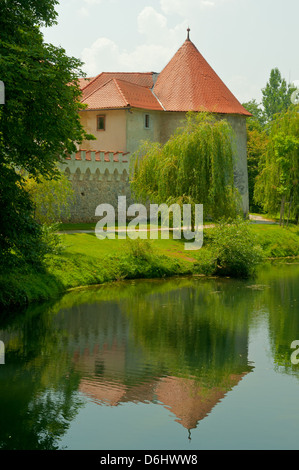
[153,36,251,116]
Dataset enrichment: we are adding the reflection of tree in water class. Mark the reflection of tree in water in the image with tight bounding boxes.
[0,303,84,450]
[122,279,254,386]
[261,262,299,374]
[2,265,296,448]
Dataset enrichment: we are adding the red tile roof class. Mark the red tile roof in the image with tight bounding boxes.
[78,77,95,89]
[81,72,155,101]
[79,39,251,116]
[82,78,163,110]
[153,39,251,116]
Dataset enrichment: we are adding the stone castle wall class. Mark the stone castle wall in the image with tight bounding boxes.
[59,150,132,223]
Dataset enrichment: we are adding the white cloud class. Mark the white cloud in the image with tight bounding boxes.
[81,38,120,75]
[81,6,187,75]
[160,0,230,15]
[81,37,178,75]
[138,6,168,37]
[137,6,187,44]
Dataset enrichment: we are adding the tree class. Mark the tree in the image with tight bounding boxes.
[130,112,241,222]
[262,68,295,123]
[246,126,269,213]
[254,106,299,225]
[242,100,268,212]
[242,99,265,130]
[24,173,74,225]
[0,1,93,266]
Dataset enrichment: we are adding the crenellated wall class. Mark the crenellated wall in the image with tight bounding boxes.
[59,150,132,223]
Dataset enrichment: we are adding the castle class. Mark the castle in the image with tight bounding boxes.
[60,31,251,222]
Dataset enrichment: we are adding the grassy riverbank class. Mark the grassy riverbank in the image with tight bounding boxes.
[0,223,298,308]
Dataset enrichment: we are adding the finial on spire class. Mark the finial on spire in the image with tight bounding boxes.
[187,27,190,41]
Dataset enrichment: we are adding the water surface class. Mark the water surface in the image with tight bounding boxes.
[0,261,299,450]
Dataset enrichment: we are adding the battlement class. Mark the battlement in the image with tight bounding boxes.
[59,149,131,181]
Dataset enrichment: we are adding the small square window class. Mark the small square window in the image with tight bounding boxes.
[97,115,106,131]
[144,114,150,129]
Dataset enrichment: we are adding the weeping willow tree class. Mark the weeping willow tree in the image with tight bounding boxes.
[130,112,241,221]
[254,106,299,226]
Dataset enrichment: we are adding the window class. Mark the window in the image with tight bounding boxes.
[97,115,106,131]
[144,114,150,129]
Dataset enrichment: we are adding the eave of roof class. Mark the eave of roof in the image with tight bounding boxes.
[81,77,163,111]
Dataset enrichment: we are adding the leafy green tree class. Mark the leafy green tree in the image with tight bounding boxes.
[262,68,295,123]
[0,0,93,267]
[130,112,241,222]
[242,100,268,212]
[254,106,299,225]
[242,99,266,130]
[246,127,269,213]
[24,172,74,225]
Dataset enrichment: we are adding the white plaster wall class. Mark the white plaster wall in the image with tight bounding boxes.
[79,109,127,152]
[126,108,163,153]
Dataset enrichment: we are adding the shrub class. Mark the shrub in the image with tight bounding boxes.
[209,218,264,278]
[125,238,154,261]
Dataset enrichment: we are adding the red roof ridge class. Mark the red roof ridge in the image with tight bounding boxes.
[81,71,156,101]
[112,78,130,107]
[113,78,163,111]
[80,72,103,93]
[81,78,129,109]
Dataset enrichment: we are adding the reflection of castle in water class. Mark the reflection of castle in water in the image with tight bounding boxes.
[78,371,248,431]
[62,291,252,432]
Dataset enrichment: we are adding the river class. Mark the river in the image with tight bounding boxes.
[0,261,299,450]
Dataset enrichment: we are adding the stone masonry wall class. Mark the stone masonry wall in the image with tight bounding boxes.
[59,150,132,223]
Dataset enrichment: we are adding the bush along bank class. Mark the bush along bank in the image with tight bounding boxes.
[0,219,298,308]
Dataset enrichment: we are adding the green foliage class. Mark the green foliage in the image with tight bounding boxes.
[251,225,299,258]
[0,0,94,267]
[246,124,269,213]
[0,15,91,177]
[0,165,47,268]
[254,106,299,225]
[262,68,295,123]
[208,218,264,278]
[242,99,266,129]
[243,70,297,215]
[24,172,74,224]
[130,112,241,221]
[125,238,154,261]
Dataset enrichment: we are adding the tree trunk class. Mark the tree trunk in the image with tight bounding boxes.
[280,196,286,227]
[286,196,292,227]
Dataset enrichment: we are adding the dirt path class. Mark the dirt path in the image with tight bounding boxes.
[249,214,278,224]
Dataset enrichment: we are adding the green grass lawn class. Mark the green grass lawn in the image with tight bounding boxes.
[1,222,298,308]
[61,223,299,258]
[250,224,299,257]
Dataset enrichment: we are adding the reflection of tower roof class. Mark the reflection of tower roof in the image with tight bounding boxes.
[155,374,247,430]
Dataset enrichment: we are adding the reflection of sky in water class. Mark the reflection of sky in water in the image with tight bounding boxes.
[0,262,299,450]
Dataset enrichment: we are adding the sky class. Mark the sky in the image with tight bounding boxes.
[41,0,299,105]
